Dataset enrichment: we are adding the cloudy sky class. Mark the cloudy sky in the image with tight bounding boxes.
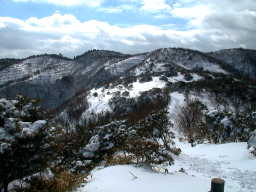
[0,0,255,58]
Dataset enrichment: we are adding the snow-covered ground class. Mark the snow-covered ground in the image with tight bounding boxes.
[77,165,209,192]
[171,142,256,192]
[76,142,255,192]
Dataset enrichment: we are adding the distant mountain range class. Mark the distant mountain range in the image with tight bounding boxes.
[0,48,255,110]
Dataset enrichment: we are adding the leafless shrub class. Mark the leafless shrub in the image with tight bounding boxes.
[176,98,206,144]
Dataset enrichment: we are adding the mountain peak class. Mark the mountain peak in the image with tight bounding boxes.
[74,49,129,61]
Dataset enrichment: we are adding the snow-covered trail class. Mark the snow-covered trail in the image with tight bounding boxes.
[76,142,255,192]
[76,165,210,192]
[170,142,256,192]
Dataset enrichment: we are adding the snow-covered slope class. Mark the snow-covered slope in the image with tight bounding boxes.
[131,48,228,75]
[104,55,147,75]
[0,55,76,108]
[84,76,166,115]
[0,56,74,86]
[208,48,256,79]
[62,72,205,124]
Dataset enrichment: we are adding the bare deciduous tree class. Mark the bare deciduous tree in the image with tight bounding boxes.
[176,97,205,145]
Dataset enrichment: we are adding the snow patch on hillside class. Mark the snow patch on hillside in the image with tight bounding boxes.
[85,77,166,115]
[168,73,203,83]
[168,92,185,119]
[105,55,146,75]
[84,73,203,118]
[130,77,166,97]
[168,91,218,119]
[86,90,112,115]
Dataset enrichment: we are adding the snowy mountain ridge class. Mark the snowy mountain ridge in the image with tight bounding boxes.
[0,47,255,110]
[208,48,256,79]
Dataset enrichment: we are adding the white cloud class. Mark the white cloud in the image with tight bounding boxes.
[171,5,212,26]
[1,0,256,58]
[140,0,172,12]
[13,0,103,7]
[97,4,134,14]
[97,7,123,13]
[0,13,206,58]
[169,0,256,48]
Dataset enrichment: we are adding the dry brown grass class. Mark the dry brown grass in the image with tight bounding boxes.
[50,171,84,192]
[104,153,135,166]
[17,170,86,192]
